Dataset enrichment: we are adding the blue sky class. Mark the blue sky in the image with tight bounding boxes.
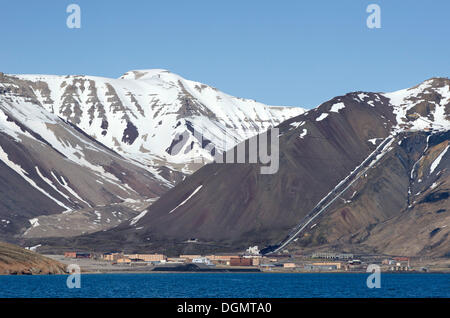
[0,0,449,108]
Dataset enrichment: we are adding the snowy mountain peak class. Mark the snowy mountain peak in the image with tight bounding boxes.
[0,71,305,176]
[383,77,450,132]
[119,69,174,80]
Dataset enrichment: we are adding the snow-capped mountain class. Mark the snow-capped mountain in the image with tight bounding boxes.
[7,69,304,174]
[0,70,303,240]
[0,74,171,239]
[61,78,449,257]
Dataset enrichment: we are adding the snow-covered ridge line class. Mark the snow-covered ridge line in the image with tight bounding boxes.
[3,70,305,175]
[383,78,450,132]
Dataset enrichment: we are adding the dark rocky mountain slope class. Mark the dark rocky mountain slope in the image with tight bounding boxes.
[31,78,449,257]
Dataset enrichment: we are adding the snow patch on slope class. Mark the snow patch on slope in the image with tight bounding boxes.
[130,210,148,226]
[0,145,71,210]
[316,113,329,122]
[169,185,203,214]
[330,102,345,113]
[430,145,449,174]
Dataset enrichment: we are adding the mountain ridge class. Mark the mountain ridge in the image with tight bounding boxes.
[7,69,304,170]
[34,77,450,257]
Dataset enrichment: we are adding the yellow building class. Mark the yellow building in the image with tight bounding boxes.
[312,262,341,270]
[117,258,131,264]
[206,255,238,261]
[208,255,239,265]
[125,254,166,262]
[251,257,260,266]
[102,253,122,262]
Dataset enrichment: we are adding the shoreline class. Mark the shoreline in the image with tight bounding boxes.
[4,254,442,276]
[2,270,450,276]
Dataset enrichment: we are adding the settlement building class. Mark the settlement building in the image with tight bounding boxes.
[205,255,241,266]
[125,254,166,262]
[230,257,253,266]
[102,253,122,262]
[305,262,341,271]
[192,257,213,265]
[64,252,92,259]
[311,252,353,260]
[180,255,202,262]
[117,258,131,264]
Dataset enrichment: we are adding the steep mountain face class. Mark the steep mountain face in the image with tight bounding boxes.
[0,76,169,241]
[289,130,449,258]
[0,70,302,242]
[46,78,449,257]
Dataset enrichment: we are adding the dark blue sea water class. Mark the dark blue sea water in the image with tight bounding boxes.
[0,273,448,298]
